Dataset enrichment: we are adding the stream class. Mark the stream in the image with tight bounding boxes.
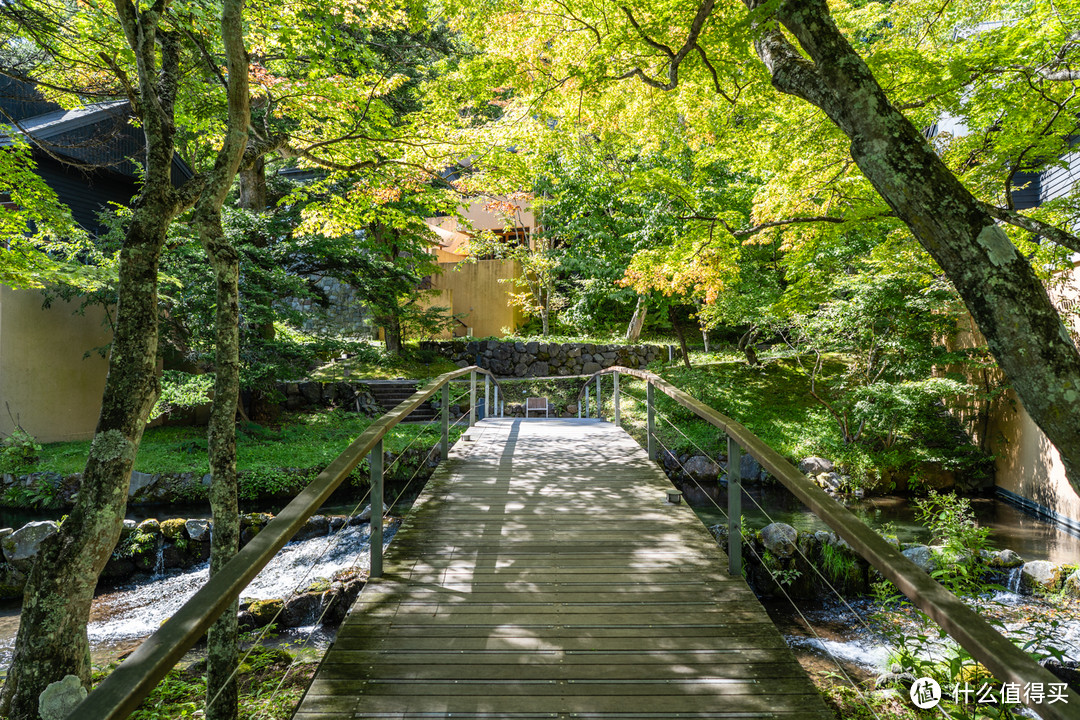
[676,479,1080,683]
[0,515,397,672]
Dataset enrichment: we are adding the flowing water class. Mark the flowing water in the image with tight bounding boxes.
[0,520,396,671]
[677,479,1080,682]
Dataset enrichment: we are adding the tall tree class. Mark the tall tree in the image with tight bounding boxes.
[445,0,1080,493]
[0,1,202,714]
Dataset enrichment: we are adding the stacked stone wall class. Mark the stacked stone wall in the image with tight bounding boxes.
[421,339,673,377]
[287,276,373,338]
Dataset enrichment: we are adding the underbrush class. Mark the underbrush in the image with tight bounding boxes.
[613,358,988,494]
[25,410,459,480]
[101,646,316,720]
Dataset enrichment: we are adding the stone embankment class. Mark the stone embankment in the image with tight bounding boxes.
[710,520,1080,601]
[420,339,670,377]
[0,509,373,619]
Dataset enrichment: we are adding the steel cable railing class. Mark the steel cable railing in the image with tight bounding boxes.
[72,366,502,720]
[249,401,476,717]
[610,379,882,719]
[574,365,1080,720]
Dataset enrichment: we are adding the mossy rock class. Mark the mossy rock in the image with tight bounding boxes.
[160,518,187,540]
[247,598,283,627]
[136,518,161,535]
[305,577,332,593]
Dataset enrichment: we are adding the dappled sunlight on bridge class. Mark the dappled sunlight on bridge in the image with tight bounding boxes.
[294,417,831,719]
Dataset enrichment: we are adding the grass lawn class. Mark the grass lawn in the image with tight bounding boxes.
[29,410,460,478]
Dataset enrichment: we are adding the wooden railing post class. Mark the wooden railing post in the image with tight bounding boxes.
[726,435,742,577]
[493,383,499,418]
[469,371,477,426]
[484,375,490,420]
[595,375,602,420]
[370,437,384,578]
[613,371,620,425]
[584,387,590,418]
[441,384,449,460]
[646,381,656,460]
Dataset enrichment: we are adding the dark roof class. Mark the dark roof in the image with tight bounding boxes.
[1,76,193,183]
[0,75,58,122]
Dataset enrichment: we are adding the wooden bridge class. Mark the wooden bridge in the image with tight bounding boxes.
[76,366,1078,720]
[294,418,832,719]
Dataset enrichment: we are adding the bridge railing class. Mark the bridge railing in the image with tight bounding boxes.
[577,365,1079,720]
[71,366,501,720]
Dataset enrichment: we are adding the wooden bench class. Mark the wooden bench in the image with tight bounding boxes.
[525,397,548,417]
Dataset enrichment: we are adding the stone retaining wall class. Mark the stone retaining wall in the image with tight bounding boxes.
[420,339,672,377]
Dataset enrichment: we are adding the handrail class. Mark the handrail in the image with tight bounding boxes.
[72,365,501,720]
[579,366,1080,720]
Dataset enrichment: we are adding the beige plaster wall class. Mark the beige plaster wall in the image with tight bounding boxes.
[433,197,535,235]
[0,286,111,442]
[947,265,1080,525]
[990,389,1080,522]
[430,260,523,338]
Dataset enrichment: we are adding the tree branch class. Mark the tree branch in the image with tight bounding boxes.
[616,0,716,91]
[979,202,1080,255]
[677,212,893,237]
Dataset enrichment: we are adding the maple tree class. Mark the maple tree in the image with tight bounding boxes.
[444,0,1080,502]
[0,1,464,717]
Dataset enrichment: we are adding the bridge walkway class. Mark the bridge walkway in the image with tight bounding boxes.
[294,417,833,719]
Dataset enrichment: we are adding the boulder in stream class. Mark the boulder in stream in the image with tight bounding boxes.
[1021,561,1062,592]
[799,456,834,475]
[760,523,797,559]
[185,519,210,542]
[901,545,936,574]
[2,520,58,572]
[683,456,720,483]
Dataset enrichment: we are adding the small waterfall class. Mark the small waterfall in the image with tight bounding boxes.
[87,521,396,647]
[153,540,165,578]
[1006,566,1023,594]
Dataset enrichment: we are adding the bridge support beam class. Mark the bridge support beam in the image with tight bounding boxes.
[469,371,477,427]
[613,371,620,425]
[370,437,384,578]
[646,382,656,460]
[727,436,742,577]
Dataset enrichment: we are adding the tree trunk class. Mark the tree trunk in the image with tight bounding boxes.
[238,156,266,212]
[738,329,760,366]
[626,295,647,342]
[751,0,1080,493]
[203,234,241,720]
[196,1,250,716]
[667,305,692,369]
[384,315,404,355]
[0,211,171,719]
[0,7,187,714]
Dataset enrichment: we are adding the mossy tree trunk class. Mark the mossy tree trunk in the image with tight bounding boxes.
[0,7,191,718]
[194,1,250,717]
[747,0,1080,494]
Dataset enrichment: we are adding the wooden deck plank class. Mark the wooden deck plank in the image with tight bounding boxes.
[293,418,831,720]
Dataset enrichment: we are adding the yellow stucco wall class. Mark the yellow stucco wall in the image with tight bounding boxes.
[430,259,523,338]
[0,286,111,442]
[947,266,1080,524]
[989,388,1080,522]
